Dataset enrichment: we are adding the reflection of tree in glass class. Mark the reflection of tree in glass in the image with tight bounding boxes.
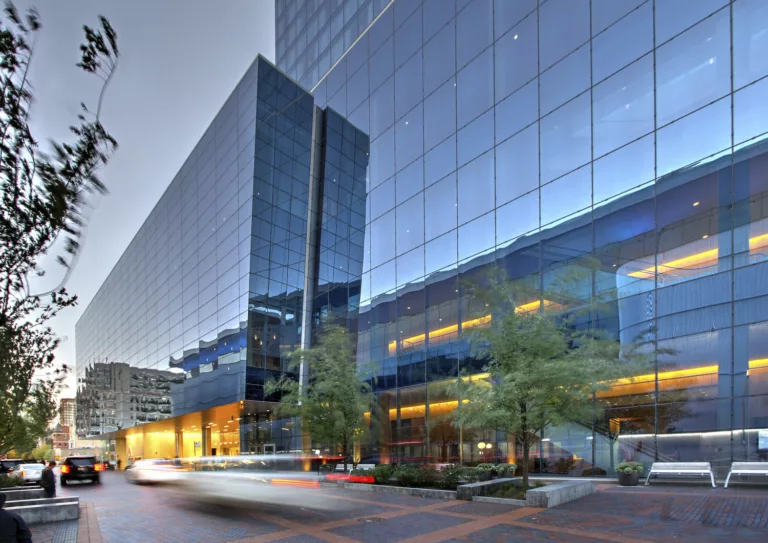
[454,261,659,487]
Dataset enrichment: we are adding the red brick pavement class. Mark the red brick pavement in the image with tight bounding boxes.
[50,473,768,542]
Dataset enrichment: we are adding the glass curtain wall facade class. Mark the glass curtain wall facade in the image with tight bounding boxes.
[276,0,391,89]
[296,0,768,475]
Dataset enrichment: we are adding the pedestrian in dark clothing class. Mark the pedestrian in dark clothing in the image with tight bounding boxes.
[40,461,56,499]
[0,493,32,543]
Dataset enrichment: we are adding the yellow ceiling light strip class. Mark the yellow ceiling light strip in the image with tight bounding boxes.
[388,302,559,356]
[627,233,768,279]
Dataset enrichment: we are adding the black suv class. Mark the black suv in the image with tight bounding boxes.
[61,456,104,485]
[0,459,24,475]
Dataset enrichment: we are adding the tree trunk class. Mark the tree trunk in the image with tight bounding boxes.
[521,438,530,489]
[343,437,348,473]
[520,402,529,488]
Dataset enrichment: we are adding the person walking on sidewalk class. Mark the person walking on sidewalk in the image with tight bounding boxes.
[0,493,32,543]
[41,460,56,498]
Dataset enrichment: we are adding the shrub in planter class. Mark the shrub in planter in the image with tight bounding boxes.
[437,464,462,490]
[495,463,517,478]
[395,464,439,487]
[616,462,644,486]
[393,465,419,487]
[0,475,24,488]
[476,463,496,481]
[459,466,479,483]
[371,464,394,485]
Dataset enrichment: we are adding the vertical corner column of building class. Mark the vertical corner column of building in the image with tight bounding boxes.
[297,105,325,453]
[115,438,127,470]
[202,426,212,456]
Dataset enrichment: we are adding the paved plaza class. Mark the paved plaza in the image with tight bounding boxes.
[26,472,768,542]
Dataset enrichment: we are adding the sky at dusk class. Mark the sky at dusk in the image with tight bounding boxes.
[19,0,276,397]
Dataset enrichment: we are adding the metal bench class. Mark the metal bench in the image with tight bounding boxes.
[645,462,716,487]
[724,462,768,488]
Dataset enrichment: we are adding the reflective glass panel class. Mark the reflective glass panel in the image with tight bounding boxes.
[396,194,425,255]
[539,0,590,70]
[458,150,494,225]
[457,48,494,128]
[425,174,457,241]
[456,0,493,69]
[734,77,768,145]
[426,230,458,275]
[424,78,457,151]
[655,0,728,45]
[371,209,396,267]
[540,44,590,115]
[540,92,591,183]
[593,134,654,204]
[592,1,652,83]
[458,211,495,261]
[540,165,591,226]
[593,55,654,158]
[495,79,538,144]
[656,9,730,127]
[495,123,538,205]
[656,97,731,178]
[494,13,538,102]
[734,0,768,89]
[496,190,539,245]
[591,0,645,35]
[395,104,424,170]
[424,21,456,96]
[458,109,494,167]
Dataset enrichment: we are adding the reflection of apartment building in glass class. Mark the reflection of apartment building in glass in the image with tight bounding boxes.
[77,0,768,475]
[75,362,182,438]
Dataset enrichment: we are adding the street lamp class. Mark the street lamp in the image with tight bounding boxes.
[478,442,486,449]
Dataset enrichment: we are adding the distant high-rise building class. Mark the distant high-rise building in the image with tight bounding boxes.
[59,398,76,429]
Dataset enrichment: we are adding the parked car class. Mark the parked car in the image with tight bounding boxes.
[12,463,44,485]
[0,459,25,475]
[60,456,106,485]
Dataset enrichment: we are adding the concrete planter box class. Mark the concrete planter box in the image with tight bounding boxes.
[337,482,457,500]
[456,477,519,501]
[5,498,79,525]
[473,495,526,507]
[0,488,46,501]
[525,480,595,508]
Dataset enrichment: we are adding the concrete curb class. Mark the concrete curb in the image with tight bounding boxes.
[472,495,527,507]
[456,477,519,501]
[337,482,457,500]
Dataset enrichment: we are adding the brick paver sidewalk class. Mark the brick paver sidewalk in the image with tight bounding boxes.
[44,473,768,542]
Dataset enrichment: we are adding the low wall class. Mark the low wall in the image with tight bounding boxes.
[456,478,519,501]
[5,499,79,524]
[525,480,595,508]
[0,488,45,501]
[337,482,457,500]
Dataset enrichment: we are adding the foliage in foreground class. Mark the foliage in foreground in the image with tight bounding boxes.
[0,3,119,455]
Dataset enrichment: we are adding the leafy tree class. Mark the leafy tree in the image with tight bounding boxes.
[0,3,118,455]
[456,265,655,487]
[267,324,373,472]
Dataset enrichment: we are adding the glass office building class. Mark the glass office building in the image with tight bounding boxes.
[281,0,768,475]
[77,0,768,474]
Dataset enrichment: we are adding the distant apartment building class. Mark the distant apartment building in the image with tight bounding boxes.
[59,398,76,429]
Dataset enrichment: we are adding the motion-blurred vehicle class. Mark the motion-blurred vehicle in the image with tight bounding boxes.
[170,454,355,511]
[60,456,105,486]
[125,459,184,485]
[0,459,25,475]
[12,463,44,485]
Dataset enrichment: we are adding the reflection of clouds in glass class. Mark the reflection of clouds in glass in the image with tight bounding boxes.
[657,98,731,178]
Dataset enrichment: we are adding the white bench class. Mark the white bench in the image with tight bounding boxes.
[724,462,768,488]
[645,462,716,487]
